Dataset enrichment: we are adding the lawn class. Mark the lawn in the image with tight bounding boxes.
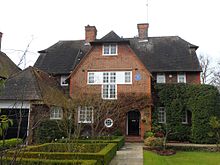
[144,151,220,165]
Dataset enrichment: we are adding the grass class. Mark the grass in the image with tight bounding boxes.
[144,151,220,165]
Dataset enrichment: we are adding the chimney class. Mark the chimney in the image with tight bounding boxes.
[137,23,149,39]
[85,25,97,43]
[0,32,2,51]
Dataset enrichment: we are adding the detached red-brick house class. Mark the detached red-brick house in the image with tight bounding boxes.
[34,23,202,139]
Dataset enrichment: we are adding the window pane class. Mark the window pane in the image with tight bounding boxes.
[157,74,165,83]
[109,85,116,98]
[103,45,109,54]
[125,72,131,83]
[158,107,166,123]
[88,73,95,83]
[103,72,109,83]
[110,44,117,54]
[50,107,62,119]
[110,72,116,83]
[102,85,109,98]
[178,74,186,83]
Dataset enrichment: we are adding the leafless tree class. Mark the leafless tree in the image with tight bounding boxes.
[199,54,214,84]
[212,62,220,86]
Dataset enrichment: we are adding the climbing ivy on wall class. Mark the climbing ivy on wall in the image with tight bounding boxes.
[153,84,220,144]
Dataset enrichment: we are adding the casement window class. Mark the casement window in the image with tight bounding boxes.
[103,44,117,55]
[182,110,188,124]
[78,106,94,123]
[158,107,166,123]
[125,71,132,83]
[60,75,69,86]
[102,84,117,99]
[156,73,166,83]
[177,73,186,83]
[88,72,95,84]
[50,106,63,120]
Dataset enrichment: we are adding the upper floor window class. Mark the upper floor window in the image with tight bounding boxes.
[103,44,117,55]
[158,107,166,123]
[157,73,166,83]
[178,73,186,83]
[78,106,94,123]
[88,72,95,84]
[182,110,188,124]
[125,71,132,83]
[60,75,68,86]
[50,106,63,120]
[102,84,117,99]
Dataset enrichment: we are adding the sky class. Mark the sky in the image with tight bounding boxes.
[1,0,220,69]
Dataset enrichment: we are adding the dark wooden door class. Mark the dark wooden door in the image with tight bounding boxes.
[128,111,140,136]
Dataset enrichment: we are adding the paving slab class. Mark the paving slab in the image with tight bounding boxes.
[109,143,143,165]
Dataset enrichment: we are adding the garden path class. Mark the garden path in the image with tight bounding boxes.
[109,142,144,165]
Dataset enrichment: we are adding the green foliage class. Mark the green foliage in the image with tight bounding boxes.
[208,116,220,149]
[6,143,117,165]
[144,136,163,148]
[1,158,97,165]
[35,120,66,143]
[0,113,13,137]
[153,84,220,144]
[144,131,155,139]
[0,138,23,150]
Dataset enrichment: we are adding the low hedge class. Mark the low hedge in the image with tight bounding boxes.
[58,136,125,150]
[0,138,23,150]
[7,143,117,165]
[1,158,97,165]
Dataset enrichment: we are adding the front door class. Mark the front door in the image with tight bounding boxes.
[127,111,140,136]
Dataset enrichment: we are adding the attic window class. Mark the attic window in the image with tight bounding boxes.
[103,44,117,55]
[60,75,68,86]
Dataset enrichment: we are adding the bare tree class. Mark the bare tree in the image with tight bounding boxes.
[199,54,214,84]
[212,62,220,86]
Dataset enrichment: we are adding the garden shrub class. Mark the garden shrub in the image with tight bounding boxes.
[1,158,97,165]
[35,120,66,143]
[0,138,23,150]
[144,136,163,148]
[153,84,220,144]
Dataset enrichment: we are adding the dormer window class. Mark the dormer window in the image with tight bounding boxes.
[103,44,117,55]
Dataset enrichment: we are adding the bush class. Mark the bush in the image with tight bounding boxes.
[144,136,163,148]
[35,120,66,143]
[144,131,154,139]
[2,158,97,165]
[153,84,220,144]
[0,138,23,150]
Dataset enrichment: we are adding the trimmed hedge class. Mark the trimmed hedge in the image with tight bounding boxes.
[1,158,97,165]
[153,84,220,144]
[0,138,23,150]
[58,136,125,150]
[7,143,117,165]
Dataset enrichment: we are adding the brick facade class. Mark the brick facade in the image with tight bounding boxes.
[70,43,152,139]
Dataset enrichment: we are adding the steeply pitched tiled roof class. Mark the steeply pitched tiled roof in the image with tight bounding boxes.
[91,31,129,44]
[35,40,90,75]
[0,66,67,107]
[0,51,21,79]
[34,31,202,74]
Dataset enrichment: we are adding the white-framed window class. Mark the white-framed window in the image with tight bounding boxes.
[88,72,95,84]
[50,106,63,120]
[110,72,116,83]
[103,72,109,83]
[158,107,166,123]
[60,75,69,86]
[125,71,132,83]
[182,110,188,124]
[156,73,166,83]
[78,106,94,123]
[102,84,117,99]
[178,73,186,83]
[103,44,117,55]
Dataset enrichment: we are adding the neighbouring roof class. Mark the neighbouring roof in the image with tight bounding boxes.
[34,32,202,74]
[0,51,21,79]
[0,66,68,107]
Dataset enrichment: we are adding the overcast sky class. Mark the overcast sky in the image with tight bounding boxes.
[1,0,220,69]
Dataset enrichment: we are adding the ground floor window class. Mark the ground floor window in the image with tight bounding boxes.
[78,106,94,123]
[158,107,166,123]
[182,110,188,124]
[50,106,63,120]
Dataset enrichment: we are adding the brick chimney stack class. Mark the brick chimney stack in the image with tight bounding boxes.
[137,23,149,39]
[85,25,97,43]
[0,32,2,51]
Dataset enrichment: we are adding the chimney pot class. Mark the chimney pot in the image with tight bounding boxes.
[85,25,97,43]
[137,23,149,39]
[0,32,2,51]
